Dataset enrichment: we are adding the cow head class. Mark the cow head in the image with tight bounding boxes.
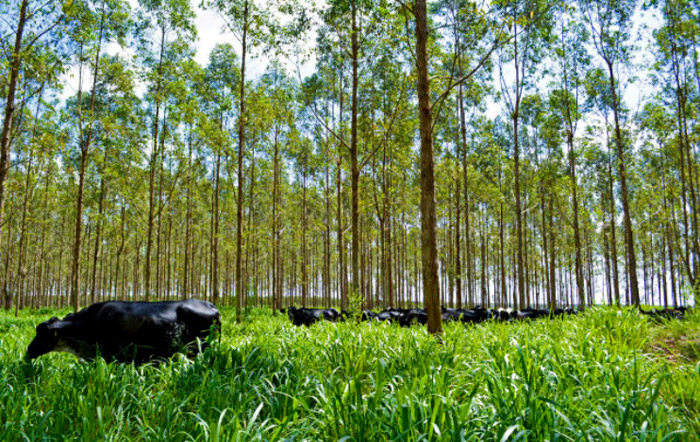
[286,306,297,321]
[26,317,62,359]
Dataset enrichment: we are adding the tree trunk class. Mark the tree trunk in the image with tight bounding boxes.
[415,0,442,335]
[606,61,640,306]
[272,126,280,311]
[184,129,193,298]
[301,159,308,307]
[607,149,621,305]
[548,194,556,310]
[513,103,524,310]
[235,0,249,322]
[90,148,108,304]
[71,9,106,311]
[350,0,360,302]
[568,134,585,308]
[145,26,166,301]
[337,72,347,310]
[211,150,221,305]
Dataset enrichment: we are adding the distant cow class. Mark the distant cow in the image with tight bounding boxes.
[639,307,687,321]
[287,306,339,326]
[398,308,428,327]
[441,306,491,324]
[26,299,221,364]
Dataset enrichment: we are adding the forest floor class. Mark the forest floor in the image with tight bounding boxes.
[1,306,698,441]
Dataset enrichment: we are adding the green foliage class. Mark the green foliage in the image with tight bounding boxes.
[1,307,698,440]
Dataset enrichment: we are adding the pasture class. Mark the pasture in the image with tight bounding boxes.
[1,307,699,441]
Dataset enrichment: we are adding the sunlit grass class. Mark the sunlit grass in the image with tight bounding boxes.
[1,306,698,441]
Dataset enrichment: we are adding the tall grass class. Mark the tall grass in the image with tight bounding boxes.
[1,307,697,441]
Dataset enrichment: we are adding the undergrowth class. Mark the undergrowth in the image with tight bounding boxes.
[0,307,698,441]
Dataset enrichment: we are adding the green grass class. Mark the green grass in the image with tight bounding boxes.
[1,307,698,441]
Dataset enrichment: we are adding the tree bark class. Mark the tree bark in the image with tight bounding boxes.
[350,0,360,302]
[235,0,249,322]
[606,61,640,306]
[272,126,280,311]
[415,0,442,335]
[145,26,166,301]
[211,150,221,305]
[90,148,108,304]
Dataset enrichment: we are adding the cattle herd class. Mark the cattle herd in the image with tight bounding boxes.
[284,305,693,327]
[22,300,691,363]
[283,305,580,327]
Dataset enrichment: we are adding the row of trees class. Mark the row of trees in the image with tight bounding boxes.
[0,0,698,323]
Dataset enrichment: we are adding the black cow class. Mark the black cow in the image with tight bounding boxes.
[513,307,549,321]
[375,310,396,322]
[494,308,513,321]
[639,307,686,321]
[440,306,491,324]
[398,308,428,327]
[287,306,339,326]
[26,299,221,364]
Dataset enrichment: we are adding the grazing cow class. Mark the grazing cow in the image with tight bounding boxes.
[441,308,464,323]
[359,310,377,322]
[398,308,428,327]
[287,306,339,326]
[375,310,396,322]
[440,306,491,324]
[513,307,550,321]
[494,308,513,322]
[26,299,221,363]
[639,307,687,321]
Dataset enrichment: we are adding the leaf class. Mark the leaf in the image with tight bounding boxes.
[500,425,520,442]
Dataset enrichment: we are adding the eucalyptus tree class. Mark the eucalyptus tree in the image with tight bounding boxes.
[519,93,554,308]
[90,54,145,303]
[285,128,317,307]
[579,0,640,306]
[135,0,196,301]
[152,43,205,302]
[360,11,413,309]
[8,77,46,312]
[87,53,143,304]
[462,117,501,306]
[314,0,408,309]
[301,66,338,307]
[201,43,238,305]
[257,65,295,311]
[308,38,349,307]
[433,0,497,309]
[66,0,130,311]
[0,0,73,296]
[636,101,671,305]
[584,66,622,304]
[2,36,72,310]
[495,0,554,310]
[316,0,365,306]
[205,0,282,321]
[171,51,206,300]
[652,0,699,294]
[412,0,442,333]
[549,3,591,308]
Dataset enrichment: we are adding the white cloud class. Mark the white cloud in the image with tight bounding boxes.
[193,5,235,67]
